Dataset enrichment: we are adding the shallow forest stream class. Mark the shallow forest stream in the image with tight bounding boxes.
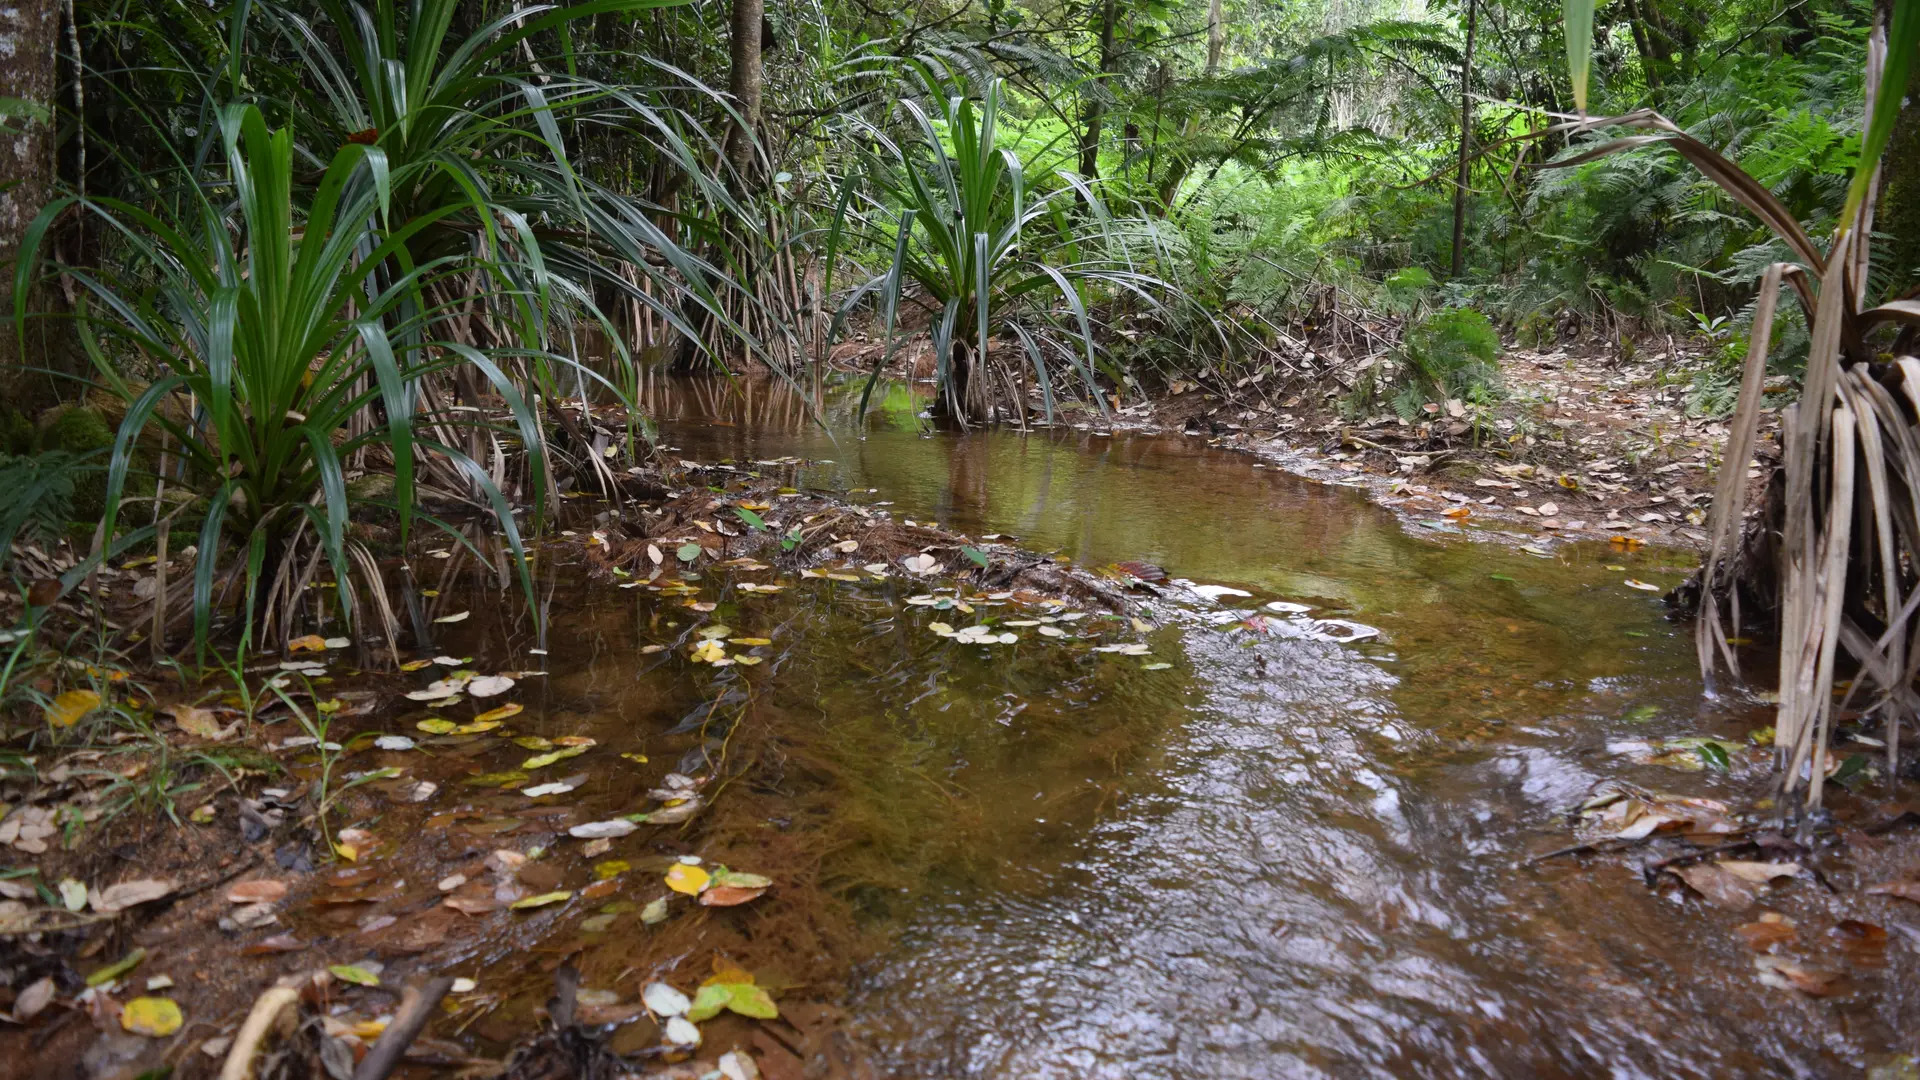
[341,372,1908,1079]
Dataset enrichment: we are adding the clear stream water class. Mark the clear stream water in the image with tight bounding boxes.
[387,372,1913,1079]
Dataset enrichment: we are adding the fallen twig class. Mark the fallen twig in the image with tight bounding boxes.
[353,976,455,1080]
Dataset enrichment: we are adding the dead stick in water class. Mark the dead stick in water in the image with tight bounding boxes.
[353,976,455,1080]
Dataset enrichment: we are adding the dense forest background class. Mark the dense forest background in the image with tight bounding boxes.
[0,0,1907,655]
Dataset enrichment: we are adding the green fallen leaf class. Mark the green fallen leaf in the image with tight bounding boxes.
[462,770,530,788]
[416,718,458,734]
[1623,705,1658,724]
[962,546,989,568]
[329,964,381,987]
[1832,753,1871,787]
[734,507,766,530]
[87,947,146,987]
[676,543,702,563]
[1694,742,1731,770]
[1489,573,1516,582]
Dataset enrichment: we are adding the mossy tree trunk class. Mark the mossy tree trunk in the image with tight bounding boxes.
[0,0,61,409]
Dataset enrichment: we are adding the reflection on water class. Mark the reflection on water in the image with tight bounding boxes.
[427,371,1905,1076]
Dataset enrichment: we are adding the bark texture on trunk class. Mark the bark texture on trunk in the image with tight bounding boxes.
[1448,0,1477,280]
[0,0,61,398]
[724,0,764,180]
[1078,0,1119,180]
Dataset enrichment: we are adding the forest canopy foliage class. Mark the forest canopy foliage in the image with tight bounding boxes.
[0,0,1899,657]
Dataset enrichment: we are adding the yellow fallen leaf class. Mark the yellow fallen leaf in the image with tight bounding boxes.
[664,863,711,896]
[46,689,101,729]
[474,702,524,723]
[287,634,328,653]
[399,659,434,672]
[121,996,183,1037]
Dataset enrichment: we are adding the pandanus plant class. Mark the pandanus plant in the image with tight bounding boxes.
[839,68,1184,425]
[1556,2,1920,814]
[15,105,554,657]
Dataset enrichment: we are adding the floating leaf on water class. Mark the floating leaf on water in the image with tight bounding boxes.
[328,964,381,987]
[700,885,767,907]
[468,675,514,698]
[45,689,101,729]
[644,982,691,1017]
[510,891,573,910]
[417,718,458,735]
[399,659,433,672]
[523,746,588,770]
[287,635,328,654]
[121,996,183,1037]
[664,1015,702,1046]
[665,864,710,895]
[434,611,470,624]
[962,546,989,568]
[452,720,502,735]
[1624,579,1662,592]
[686,980,778,1022]
[523,777,585,798]
[713,868,772,890]
[374,735,415,751]
[475,702,525,723]
[569,820,638,839]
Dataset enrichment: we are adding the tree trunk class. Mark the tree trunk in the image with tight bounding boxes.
[0,0,61,404]
[1078,0,1119,180]
[1154,0,1221,213]
[1449,0,1477,280]
[723,0,764,181]
[1878,2,1920,309]
[1620,0,1663,92]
